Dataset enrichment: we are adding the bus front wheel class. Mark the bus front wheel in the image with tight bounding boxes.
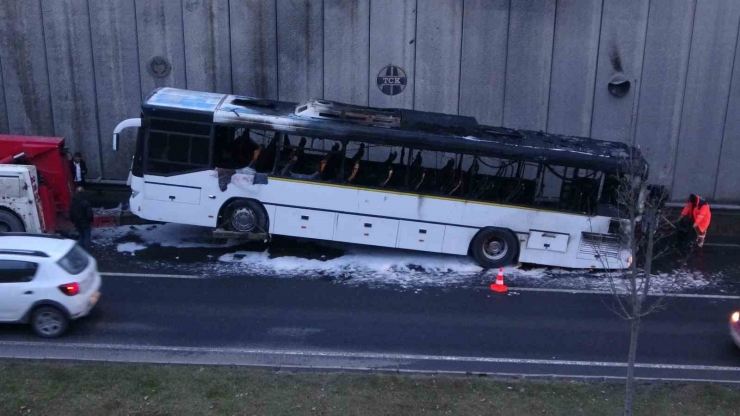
[470,227,518,268]
[227,200,268,233]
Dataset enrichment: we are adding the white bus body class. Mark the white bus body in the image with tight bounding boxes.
[127,173,628,269]
[114,88,642,270]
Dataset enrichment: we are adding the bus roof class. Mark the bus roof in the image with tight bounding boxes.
[143,87,646,173]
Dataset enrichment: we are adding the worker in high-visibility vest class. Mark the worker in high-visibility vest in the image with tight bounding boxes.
[679,194,711,248]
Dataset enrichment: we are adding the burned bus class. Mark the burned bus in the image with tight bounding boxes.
[113,87,648,269]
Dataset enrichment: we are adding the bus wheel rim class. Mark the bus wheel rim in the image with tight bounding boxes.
[483,237,507,261]
[232,208,256,232]
[0,222,10,232]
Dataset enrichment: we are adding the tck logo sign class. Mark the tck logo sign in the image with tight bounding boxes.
[377,66,407,96]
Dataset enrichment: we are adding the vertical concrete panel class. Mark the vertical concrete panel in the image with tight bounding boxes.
[89,0,142,179]
[276,0,323,102]
[0,59,9,134]
[135,0,186,98]
[41,0,102,177]
[458,0,509,125]
[547,0,602,136]
[503,0,556,130]
[368,0,415,109]
[414,0,463,114]
[590,0,649,143]
[0,0,54,135]
[183,0,232,94]
[672,0,740,201]
[633,0,695,186]
[715,35,740,202]
[324,0,369,105]
[230,0,277,98]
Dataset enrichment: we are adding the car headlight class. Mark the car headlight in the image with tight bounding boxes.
[732,312,739,323]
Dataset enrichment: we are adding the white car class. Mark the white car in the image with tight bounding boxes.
[0,233,101,338]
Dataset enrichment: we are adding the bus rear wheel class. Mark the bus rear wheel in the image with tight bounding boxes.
[471,227,518,268]
[227,200,268,233]
[0,210,25,232]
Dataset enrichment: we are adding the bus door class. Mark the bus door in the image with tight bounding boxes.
[138,119,213,226]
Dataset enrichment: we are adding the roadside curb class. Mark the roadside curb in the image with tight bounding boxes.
[3,341,740,385]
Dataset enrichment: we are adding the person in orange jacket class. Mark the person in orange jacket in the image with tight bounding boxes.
[679,194,711,248]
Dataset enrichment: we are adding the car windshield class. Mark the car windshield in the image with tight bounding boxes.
[57,244,89,275]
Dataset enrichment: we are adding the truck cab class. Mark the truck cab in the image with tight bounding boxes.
[0,165,44,232]
[0,135,74,233]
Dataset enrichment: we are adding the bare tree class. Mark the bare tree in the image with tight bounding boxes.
[591,150,692,416]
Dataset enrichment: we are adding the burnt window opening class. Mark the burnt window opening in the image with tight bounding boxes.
[213,127,279,173]
[276,135,344,182]
[230,98,277,110]
[211,127,623,215]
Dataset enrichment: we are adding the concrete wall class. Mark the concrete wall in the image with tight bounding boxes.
[0,0,738,204]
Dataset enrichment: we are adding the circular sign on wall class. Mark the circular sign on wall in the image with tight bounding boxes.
[148,56,171,78]
[377,65,407,96]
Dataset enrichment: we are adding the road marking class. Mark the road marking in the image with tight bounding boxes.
[704,243,740,248]
[100,272,740,299]
[101,272,201,279]
[1,340,740,373]
[501,286,740,300]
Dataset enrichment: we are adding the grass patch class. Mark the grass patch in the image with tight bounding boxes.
[1,360,740,415]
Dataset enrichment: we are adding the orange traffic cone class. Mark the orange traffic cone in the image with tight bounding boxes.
[490,267,508,293]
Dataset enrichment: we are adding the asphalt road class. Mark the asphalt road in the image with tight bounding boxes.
[2,272,740,382]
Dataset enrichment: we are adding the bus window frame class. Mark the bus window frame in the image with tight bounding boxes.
[142,117,215,177]
[139,114,625,216]
[268,131,615,216]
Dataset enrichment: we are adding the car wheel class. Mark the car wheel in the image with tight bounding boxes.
[470,227,518,268]
[227,200,268,233]
[31,306,69,338]
[0,210,25,232]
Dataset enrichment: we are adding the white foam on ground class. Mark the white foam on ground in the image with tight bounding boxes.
[507,267,712,294]
[116,242,147,253]
[217,248,713,292]
[218,247,485,287]
[94,224,718,292]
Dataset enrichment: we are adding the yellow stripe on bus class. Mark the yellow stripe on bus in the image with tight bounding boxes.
[269,176,591,217]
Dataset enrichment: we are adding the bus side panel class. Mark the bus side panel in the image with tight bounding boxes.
[263,204,276,234]
[273,206,336,240]
[441,226,478,256]
[129,171,628,269]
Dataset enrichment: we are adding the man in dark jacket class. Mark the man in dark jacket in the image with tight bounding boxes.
[70,186,94,250]
[69,152,88,186]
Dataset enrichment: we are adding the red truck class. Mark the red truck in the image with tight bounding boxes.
[0,135,74,233]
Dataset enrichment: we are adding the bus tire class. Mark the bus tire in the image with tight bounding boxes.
[226,199,268,233]
[470,227,518,268]
[0,209,25,233]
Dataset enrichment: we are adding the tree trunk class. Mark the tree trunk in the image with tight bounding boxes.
[624,317,642,416]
